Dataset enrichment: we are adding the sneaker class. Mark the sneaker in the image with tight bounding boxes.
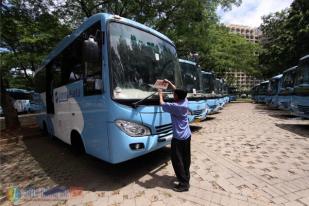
[170,180,179,186]
[172,184,189,192]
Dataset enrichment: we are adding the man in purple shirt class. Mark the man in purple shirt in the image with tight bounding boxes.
[158,79,192,192]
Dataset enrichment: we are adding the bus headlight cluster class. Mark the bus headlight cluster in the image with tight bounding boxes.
[115,120,151,137]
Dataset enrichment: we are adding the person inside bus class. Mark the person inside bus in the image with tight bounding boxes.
[158,79,192,192]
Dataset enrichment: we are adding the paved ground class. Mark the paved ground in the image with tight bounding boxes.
[1,103,309,206]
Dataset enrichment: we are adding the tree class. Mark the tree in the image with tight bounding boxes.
[201,25,261,76]
[55,0,242,29]
[0,0,245,128]
[0,0,70,129]
[259,0,309,78]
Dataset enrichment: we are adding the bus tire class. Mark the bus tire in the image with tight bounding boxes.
[71,131,85,155]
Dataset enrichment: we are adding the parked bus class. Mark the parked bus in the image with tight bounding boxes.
[251,84,259,102]
[256,81,269,103]
[5,88,33,113]
[228,86,237,102]
[278,66,298,111]
[200,71,220,114]
[178,59,208,122]
[268,74,283,108]
[214,78,226,109]
[222,83,230,104]
[34,13,183,164]
[292,55,309,118]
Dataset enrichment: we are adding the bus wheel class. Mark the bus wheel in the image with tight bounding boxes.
[71,131,85,155]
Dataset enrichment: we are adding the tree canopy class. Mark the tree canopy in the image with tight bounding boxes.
[0,0,263,91]
[1,0,71,89]
[259,0,309,78]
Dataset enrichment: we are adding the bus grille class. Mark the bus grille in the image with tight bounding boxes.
[192,109,204,115]
[155,123,173,138]
[298,105,309,114]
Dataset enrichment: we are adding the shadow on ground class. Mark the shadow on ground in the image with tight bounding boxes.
[190,125,203,133]
[276,123,309,138]
[2,132,172,192]
[254,104,298,119]
[205,116,216,121]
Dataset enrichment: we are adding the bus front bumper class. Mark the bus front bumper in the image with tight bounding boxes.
[107,123,172,164]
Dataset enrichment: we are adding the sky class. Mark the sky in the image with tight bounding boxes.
[216,0,293,28]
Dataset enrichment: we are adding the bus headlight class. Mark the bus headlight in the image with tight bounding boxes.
[115,120,151,137]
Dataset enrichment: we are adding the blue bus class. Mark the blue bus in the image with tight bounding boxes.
[251,84,259,102]
[34,13,183,164]
[268,74,283,108]
[291,55,309,118]
[200,71,220,114]
[256,81,269,103]
[278,66,298,111]
[227,86,237,102]
[178,59,208,122]
[222,82,230,105]
[3,88,42,113]
[214,78,226,109]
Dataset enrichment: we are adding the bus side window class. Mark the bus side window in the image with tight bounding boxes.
[82,22,103,96]
[296,66,304,85]
[61,39,83,84]
[52,58,62,88]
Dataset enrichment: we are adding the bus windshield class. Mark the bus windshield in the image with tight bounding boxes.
[214,79,222,94]
[179,62,200,93]
[298,61,309,84]
[201,73,214,94]
[109,22,182,100]
[259,83,268,95]
[269,79,279,95]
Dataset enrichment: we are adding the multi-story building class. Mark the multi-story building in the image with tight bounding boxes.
[224,24,263,91]
[226,24,262,43]
[224,70,262,92]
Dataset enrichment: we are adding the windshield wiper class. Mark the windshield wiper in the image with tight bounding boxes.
[132,91,173,108]
[132,92,158,108]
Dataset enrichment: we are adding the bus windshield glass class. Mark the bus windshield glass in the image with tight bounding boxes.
[179,62,200,93]
[109,22,182,100]
[269,79,279,95]
[259,83,268,94]
[201,73,214,93]
[214,79,222,94]
[300,61,309,84]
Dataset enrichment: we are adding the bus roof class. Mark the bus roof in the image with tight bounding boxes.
[6,88,32,93]
[178,59,196,66]
[283,66,297,73]
[300,54,309,61]
[201,71,213,75]
[37,13,175,73]
[271,74,283,80]
[260,80,269,84]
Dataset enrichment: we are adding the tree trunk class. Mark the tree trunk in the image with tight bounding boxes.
[0,77,20,130]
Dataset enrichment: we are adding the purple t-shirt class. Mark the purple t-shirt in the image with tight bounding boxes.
[162,99,192,140]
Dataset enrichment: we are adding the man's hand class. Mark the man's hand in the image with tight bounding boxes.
[163,79,176,90]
